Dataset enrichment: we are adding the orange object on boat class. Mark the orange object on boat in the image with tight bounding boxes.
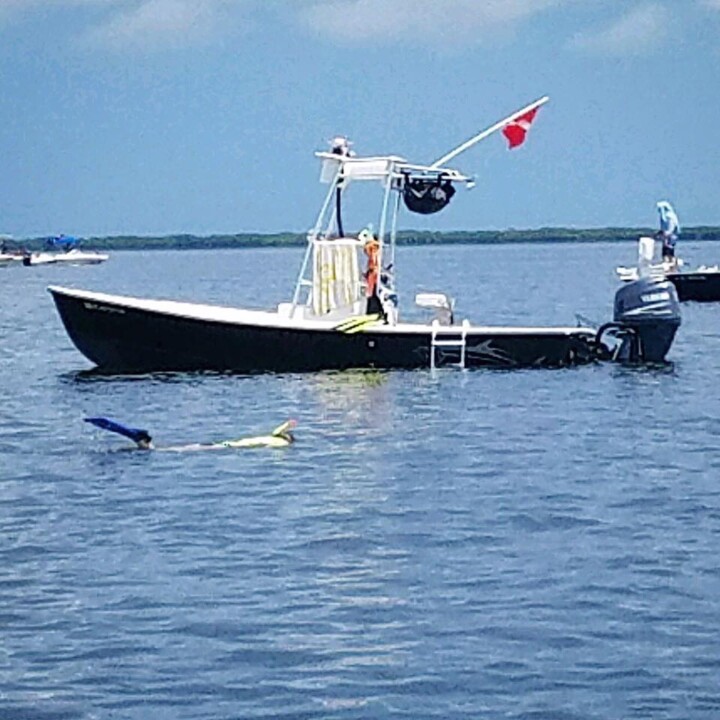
[363,237,380,297]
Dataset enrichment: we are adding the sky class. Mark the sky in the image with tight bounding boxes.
[1,0,719,238]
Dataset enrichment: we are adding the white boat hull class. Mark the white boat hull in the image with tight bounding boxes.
[0,253,24,266]
[23,249,109,266]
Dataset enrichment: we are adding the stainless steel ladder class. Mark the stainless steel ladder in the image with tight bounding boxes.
[430,319,470,370]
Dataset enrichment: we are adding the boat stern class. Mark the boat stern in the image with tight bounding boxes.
[603,277,681,363]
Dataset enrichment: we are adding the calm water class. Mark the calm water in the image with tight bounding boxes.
[1,242,720,720]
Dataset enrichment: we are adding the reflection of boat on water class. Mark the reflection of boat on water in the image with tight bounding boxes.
[616,203,720,302]
[23,235,109,267]
[48,97,681,373]
[307,369,389,418]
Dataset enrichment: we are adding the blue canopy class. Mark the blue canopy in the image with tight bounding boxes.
[47,234,79,249]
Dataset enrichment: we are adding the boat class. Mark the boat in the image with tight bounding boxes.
[618,257,720,303]
[618,260,720,303]
[0,252,24,266]
[0,236,25,266]
[616,203,720,302]
[23,235,109,267]
[48,97,681,374]
[23,248,109,266]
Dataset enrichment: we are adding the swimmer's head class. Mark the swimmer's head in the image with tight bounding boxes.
[273,420,296,444]
[136,431,154,450]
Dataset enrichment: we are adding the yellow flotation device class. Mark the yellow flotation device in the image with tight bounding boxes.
[219,420,296,449]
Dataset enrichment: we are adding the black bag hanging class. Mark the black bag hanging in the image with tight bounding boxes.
[402,175,456,215]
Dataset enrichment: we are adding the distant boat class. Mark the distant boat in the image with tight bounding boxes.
[48,97,681,373]
[0,236,25,266]
[23,235,108,267]
[23,248,109,267]
[0,252,23,266]
[617,261,720,303]
[616,204,720,302]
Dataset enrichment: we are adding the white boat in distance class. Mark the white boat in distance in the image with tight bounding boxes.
[0,235,24,265]
[24,248,109,267]
[23,235,108,266]
[0,252,23,266]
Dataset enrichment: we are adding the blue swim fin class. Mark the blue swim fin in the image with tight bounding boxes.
[84,417,152,445]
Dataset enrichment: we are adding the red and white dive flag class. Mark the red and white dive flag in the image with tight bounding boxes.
[502,107,541,149]
[429,95,548,169]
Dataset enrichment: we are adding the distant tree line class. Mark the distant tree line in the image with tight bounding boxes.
[10,226,720,251]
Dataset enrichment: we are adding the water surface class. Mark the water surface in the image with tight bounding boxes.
[1,242,719,719]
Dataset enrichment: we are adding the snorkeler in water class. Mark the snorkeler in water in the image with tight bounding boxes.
[84,417,296,451]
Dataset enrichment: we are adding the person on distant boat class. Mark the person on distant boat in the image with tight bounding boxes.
[84,417,296,451]
[655,200,680,270]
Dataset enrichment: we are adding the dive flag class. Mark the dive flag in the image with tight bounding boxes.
[502,107,540,149]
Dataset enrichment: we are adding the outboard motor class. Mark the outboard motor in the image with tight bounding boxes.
[598,277,681,363]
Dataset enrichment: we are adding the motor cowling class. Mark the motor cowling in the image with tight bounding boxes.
[608,277,681,362]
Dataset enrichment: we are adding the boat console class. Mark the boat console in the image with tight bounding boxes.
[415,293,454,325]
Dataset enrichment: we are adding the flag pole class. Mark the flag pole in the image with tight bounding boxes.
[430,95,549,169]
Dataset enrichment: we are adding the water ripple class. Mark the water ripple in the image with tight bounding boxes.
[2,245,720,718]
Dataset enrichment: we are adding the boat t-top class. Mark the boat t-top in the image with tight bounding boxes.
[48,97,681,373]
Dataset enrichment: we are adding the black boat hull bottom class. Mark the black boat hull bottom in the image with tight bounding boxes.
[50,289,601,373]
[668,272,720,302]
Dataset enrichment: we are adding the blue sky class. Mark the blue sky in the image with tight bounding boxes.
[1,0,719,238]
